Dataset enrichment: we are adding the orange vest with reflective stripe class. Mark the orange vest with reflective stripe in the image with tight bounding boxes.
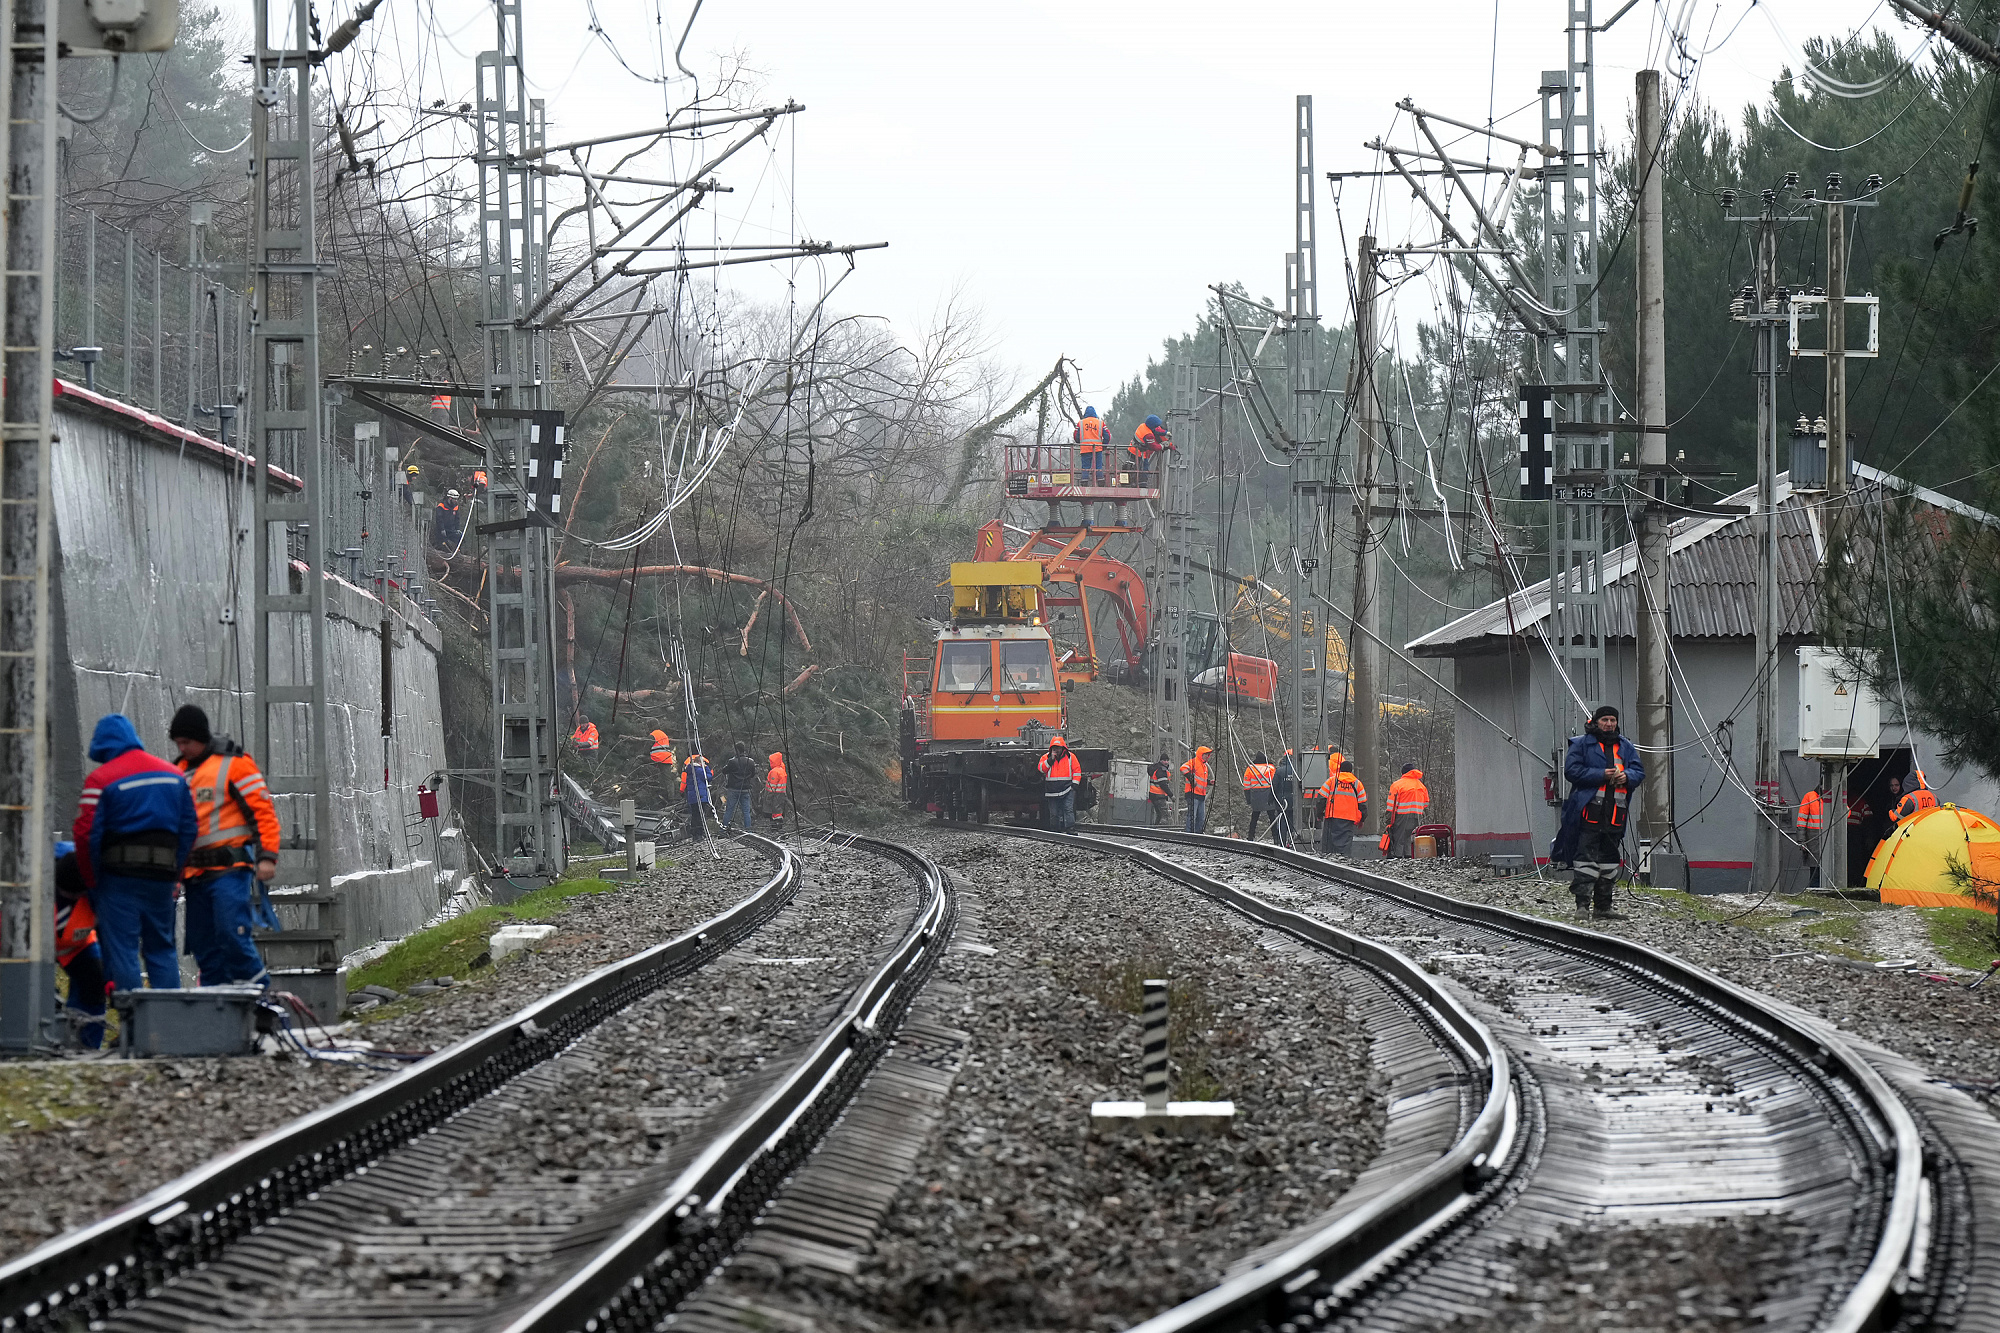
[1388,772,1429,817]
[765,756,788,794]
[1797,790,1825,831]
[1243,763,1275,790]
[1074,417,1106,452]
[1324,773,1365,822]
[650,731,676,766]
[1180,754,1211,796]
[573,721,600,750]
[181,751,282,864]
[1893,788,1938,822]
[55,895,97,968]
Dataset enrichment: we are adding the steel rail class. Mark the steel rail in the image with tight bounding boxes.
[502,829,954,1333]
[1088,823,1926,1333]
[0,834,805,1333]
[986,823,1515,1333]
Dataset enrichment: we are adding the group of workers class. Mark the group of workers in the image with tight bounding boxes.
[53,705,283,1045]
[628,728,790,840]
[1071,407,1173,486]
[1795,768,1939,887]
[1126,741,1434,858]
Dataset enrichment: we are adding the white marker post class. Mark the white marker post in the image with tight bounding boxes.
[1091,977,1236,1137]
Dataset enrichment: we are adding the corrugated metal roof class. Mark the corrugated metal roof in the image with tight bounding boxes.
[1408,466,1990,655]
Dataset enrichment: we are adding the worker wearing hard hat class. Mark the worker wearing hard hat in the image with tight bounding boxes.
[1039,735,1082,832]
[401,461,420,504]
[1073,407,1108,486]
[431,489,464,551]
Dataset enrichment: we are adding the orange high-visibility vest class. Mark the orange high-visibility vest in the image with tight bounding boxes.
[1388,771,1429,817]
[1847,796,1870,826]
[179,751,282,870]
[765,754,789,794]
[1797,790,1825,831]
[1039,750,1082,789]
[1074,416,1107,452]
[1893,788,1938,822]
[572,721,600,750]
[1128,422,1164,460]
[1180,753,1211,796]
[1243,763,1275,791]
[1324,773,1365,822]
[1147,762,1170,798]
[650,731,676,766]
[55,894,97,968]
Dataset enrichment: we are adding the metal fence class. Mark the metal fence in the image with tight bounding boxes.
[53,204,249,428]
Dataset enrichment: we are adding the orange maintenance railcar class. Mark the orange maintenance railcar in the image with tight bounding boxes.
[900,561,1112,823]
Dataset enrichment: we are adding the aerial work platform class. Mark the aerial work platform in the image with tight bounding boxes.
[1003,443,1160,504]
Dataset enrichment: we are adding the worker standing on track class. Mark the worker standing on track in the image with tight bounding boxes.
[1320,759,1367,856]
[73,713,197,993]
[1242,752,1277,841]
[1553,705,1645,919]
[53,844,107,1049]
[1796,786,1827,888]
[763,752,789,834]
[1146,754,1174,826]
[171,705,283,987]
[1180,745,1213,833]
[1039,735,1082,832]
[680,750,713,840]
[1383,765,1430,858]
[1074,406,1108,486]
[1273,750,1298,847]
[719,743,759,832]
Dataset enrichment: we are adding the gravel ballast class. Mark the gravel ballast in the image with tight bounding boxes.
[1367,855,2000,1099]
[731,827,1389,1333]
[0,842,778,1265]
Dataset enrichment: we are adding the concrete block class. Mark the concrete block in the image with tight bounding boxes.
[1089,1100,1237,1137]
[490,924,559,961]
[271,967,348,1026]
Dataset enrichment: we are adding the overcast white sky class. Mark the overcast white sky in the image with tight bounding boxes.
[384,0,1908,404]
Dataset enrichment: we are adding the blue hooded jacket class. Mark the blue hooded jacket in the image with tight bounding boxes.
[74,713,198,886]
[1550,727,1645,864]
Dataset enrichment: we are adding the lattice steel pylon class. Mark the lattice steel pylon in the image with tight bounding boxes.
[1540,0,1611,741]
[476,0,564,874]
[249,0,338,963]
[1285,93,1323,750]
[0,0,61,1050]
[1150,361,1197,761]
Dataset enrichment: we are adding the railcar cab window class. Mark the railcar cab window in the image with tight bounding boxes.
[1000,641,1055,692]
[938,642,992,693]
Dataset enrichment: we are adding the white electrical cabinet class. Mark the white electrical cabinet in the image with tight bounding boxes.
[1799,647,1882,759]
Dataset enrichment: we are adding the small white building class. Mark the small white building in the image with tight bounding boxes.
[1407,466,2000,894]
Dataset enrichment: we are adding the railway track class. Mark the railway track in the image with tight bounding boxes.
[0,831,954,1333]
[984,822,1938,1333]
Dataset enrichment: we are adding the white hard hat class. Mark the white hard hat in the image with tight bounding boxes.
[446,489,461,499]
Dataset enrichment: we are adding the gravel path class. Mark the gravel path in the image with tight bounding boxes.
[736,827,1387,1333]
[1368,856,2000,1101]
[131,839,924,1329]
[0,842,778,1266]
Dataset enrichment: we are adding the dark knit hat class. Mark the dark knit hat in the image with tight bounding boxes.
[1592,704,1620,722]
[168,704,212,744]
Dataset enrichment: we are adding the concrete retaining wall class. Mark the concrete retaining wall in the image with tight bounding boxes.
[47,380,460,954]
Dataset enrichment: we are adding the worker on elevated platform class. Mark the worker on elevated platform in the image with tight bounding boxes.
[171,705,283,987]
[1384,765,1430,858]
[1073,406,1108,485]
[1146,755,1174,826]
[1320,759,1367,856]
[1040,735,1082,832]
[73,713,198,993]
[1553,705,1644,919]
[1242,752,1277,841]
[1125,414,1171,486]
[1180,745,1213,833]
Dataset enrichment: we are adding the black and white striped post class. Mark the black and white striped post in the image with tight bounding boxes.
[1141,979,1170,1113]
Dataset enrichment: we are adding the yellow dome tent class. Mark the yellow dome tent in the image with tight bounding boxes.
[1865,804,2000,913]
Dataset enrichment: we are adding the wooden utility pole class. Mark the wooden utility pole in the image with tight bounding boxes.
[1348,235,1383,832]
[1634,70,1673,851]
